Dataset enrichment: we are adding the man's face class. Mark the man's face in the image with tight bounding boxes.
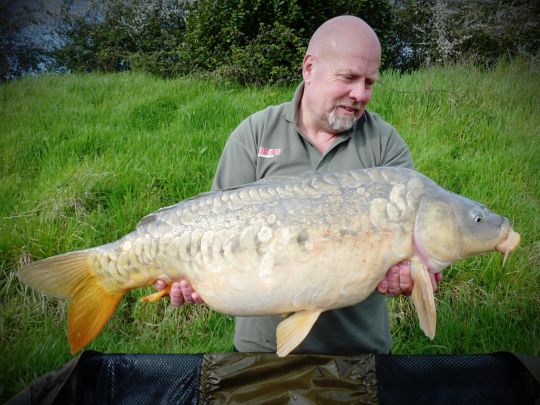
[303,48,380,133]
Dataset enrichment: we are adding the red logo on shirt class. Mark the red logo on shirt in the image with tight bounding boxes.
[258,147,282,158]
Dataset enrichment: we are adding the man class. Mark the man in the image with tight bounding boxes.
[156,15,441,354]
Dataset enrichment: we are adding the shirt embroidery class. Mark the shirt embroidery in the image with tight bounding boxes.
[258,147,282,158]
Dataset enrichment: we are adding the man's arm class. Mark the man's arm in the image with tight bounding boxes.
[379,121,415,169]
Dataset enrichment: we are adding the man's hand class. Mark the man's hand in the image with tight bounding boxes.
[155,279,203,307]
[377,261,442,296]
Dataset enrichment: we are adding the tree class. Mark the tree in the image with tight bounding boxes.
[181,0,397,84]
[50,0,540,83]
[392,0,540,70]
[55,0,186,76]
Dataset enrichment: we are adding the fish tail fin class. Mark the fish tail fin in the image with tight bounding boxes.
[18,250,125,353]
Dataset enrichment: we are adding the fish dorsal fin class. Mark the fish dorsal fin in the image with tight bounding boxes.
[136,205,176,228]
[410,256,436,339]
[219,175,307,192]
[276,309,322,357]
[135,190,219,228]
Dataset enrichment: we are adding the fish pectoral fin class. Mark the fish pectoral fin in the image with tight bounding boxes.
[276,309,322,357]
[141,284,172,303]
[410,256,436,339]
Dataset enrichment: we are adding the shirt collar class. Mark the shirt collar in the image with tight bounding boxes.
[284,82,304,124]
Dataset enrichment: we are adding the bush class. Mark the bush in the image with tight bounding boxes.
[213,22,305,86]
[55,0,397,83]
[50,0,540,82]
[180,0,397,83]
[393,0,540,70]
[55,0,186,76]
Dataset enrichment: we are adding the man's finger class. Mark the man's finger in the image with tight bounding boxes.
[429,272,438,292]
[180,280,195,304]
[377,279,389,294]
[170,282,185,307]
[155,279,167,291]
[192,292,204,304]
[386,266,400,295]
[398,265,413,295]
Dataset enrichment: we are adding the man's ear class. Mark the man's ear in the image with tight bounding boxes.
[302,54,314,84]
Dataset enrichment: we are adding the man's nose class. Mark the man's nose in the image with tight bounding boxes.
[349,81,372,104]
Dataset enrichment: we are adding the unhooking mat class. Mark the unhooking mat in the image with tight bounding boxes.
[7,351,540,404]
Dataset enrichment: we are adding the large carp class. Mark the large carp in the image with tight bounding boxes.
[18,167,520,356]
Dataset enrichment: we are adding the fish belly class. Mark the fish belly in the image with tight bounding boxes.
[162,214,405,316]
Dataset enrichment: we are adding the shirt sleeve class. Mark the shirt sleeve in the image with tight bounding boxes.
[380,128,415,169]
[211,118,258,191]
[374,115,415,170]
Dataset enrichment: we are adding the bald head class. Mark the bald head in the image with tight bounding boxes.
[307,16,381,64]
[299,16,382,138]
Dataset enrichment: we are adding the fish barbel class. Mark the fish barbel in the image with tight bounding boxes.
[18,167,520,356]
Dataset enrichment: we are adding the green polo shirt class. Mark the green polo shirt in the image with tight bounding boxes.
[212,83,414,355]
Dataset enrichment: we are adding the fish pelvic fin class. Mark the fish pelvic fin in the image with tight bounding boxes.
[18,250,125,353]
[410,256,436,339]
[276,309,322,357]
[140,284,171,302]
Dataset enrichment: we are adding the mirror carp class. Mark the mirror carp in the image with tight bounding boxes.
[18,167,520,356]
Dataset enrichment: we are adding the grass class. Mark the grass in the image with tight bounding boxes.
[1,59,539,400]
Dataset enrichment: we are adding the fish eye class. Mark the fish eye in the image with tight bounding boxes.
[470,206,485,224]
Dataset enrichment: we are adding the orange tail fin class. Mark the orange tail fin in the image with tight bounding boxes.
[18,250,124,352]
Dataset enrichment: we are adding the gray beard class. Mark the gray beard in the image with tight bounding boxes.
[327,108,359,132]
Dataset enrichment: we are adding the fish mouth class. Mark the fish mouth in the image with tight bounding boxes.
[495,226,521,266]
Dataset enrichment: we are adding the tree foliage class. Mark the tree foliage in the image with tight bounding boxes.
[393,0,540,70]
[180,0,396,84]
[54,0,396,84]
[4,0,540,83]
[55,0,186,76]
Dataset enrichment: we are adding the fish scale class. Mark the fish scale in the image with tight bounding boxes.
[18,167,520,356]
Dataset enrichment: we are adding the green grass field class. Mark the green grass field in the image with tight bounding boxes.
[1,59,539,400]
